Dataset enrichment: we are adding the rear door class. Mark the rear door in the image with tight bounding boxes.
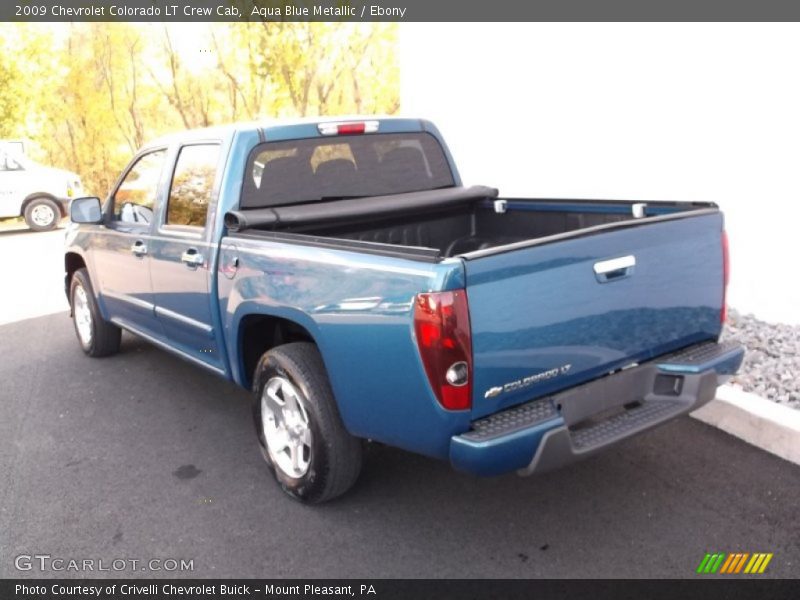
[149,142,225,373]
[464,212,725,418]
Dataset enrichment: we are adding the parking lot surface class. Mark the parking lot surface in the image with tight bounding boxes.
[0,228,798,578]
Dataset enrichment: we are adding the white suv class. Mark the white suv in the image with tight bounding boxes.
[0,143,83,231]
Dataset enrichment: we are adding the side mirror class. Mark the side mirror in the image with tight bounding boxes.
[70,197,103,224]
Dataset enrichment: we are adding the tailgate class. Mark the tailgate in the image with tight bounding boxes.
[464,212,725,419]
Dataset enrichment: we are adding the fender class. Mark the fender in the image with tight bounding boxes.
[64,245,110,321]
[22,192,66,216]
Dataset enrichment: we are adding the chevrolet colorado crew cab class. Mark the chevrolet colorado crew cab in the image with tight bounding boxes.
[1,142,83,231]
[64,117,744,503]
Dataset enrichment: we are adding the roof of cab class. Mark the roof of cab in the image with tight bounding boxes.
[141,115,428,151]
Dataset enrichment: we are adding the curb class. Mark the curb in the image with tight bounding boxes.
[691,384,800,466]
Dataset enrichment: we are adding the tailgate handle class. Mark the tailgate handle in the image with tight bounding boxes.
[593,255,635,282]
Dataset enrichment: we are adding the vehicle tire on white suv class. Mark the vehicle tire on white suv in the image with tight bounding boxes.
[23,197,61,231]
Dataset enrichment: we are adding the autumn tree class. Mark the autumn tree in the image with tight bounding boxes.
[0,56,23,138]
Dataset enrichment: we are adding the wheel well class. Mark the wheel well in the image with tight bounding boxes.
[22,193,62,216]
[65,253,86,288]
[240,315,315,386]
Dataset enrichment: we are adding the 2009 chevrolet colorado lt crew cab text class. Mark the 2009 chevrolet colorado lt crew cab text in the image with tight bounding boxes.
[64,117,744,503]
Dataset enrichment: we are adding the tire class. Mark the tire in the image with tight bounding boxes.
[70,268,121,357]
[253,342,362,503]
[24,197,60,231]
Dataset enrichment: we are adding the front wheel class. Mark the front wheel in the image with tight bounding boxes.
[253,342,362,503]
[24,197,60,231]
[70,268,121,357]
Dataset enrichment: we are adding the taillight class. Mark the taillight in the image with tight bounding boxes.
[336,123,366,135]
[413,290,472,411]
[721,230,730,324]
[317,121,379,136]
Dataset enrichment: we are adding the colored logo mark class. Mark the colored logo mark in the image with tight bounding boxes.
[696,552,774,574]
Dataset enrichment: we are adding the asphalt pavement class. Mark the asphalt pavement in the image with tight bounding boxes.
[0,227,798,578]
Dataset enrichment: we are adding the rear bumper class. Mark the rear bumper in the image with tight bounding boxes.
[449,340,744,477]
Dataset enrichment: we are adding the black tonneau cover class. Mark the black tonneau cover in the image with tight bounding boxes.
[224,185,498,232]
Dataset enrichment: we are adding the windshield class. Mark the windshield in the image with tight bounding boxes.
[240,132,455,209]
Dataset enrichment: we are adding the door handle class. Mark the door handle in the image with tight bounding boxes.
[181,248,204,268]
[593,255,635,282]
[131,240,148,257]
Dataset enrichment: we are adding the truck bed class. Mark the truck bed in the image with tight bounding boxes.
[226,186,717,262]
[305,197,717,259]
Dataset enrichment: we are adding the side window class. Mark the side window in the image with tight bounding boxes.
[0,153,23,171]
[166,144,221,228]
[112,150,166,225]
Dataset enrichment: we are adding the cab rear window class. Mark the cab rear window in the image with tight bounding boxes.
[241,132,454,208]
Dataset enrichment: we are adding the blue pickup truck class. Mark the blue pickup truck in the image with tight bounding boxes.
[65,117,744,503]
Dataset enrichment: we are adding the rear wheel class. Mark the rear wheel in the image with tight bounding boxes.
[253,342,362,503]
[70,268,121,357]
[24,197,60,231]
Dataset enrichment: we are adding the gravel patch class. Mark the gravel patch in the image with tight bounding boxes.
[722,308,800,410]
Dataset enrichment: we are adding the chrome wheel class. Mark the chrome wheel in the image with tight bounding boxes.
[261,376,313,478]
[73,284,93,347]
[31,203,56,227]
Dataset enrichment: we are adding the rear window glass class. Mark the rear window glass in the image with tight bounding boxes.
[241,132,454,208]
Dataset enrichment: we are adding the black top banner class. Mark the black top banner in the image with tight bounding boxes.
[5,0,800,22]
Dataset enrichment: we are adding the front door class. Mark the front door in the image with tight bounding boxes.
[93,149,167,336]
[149,143,224,372]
